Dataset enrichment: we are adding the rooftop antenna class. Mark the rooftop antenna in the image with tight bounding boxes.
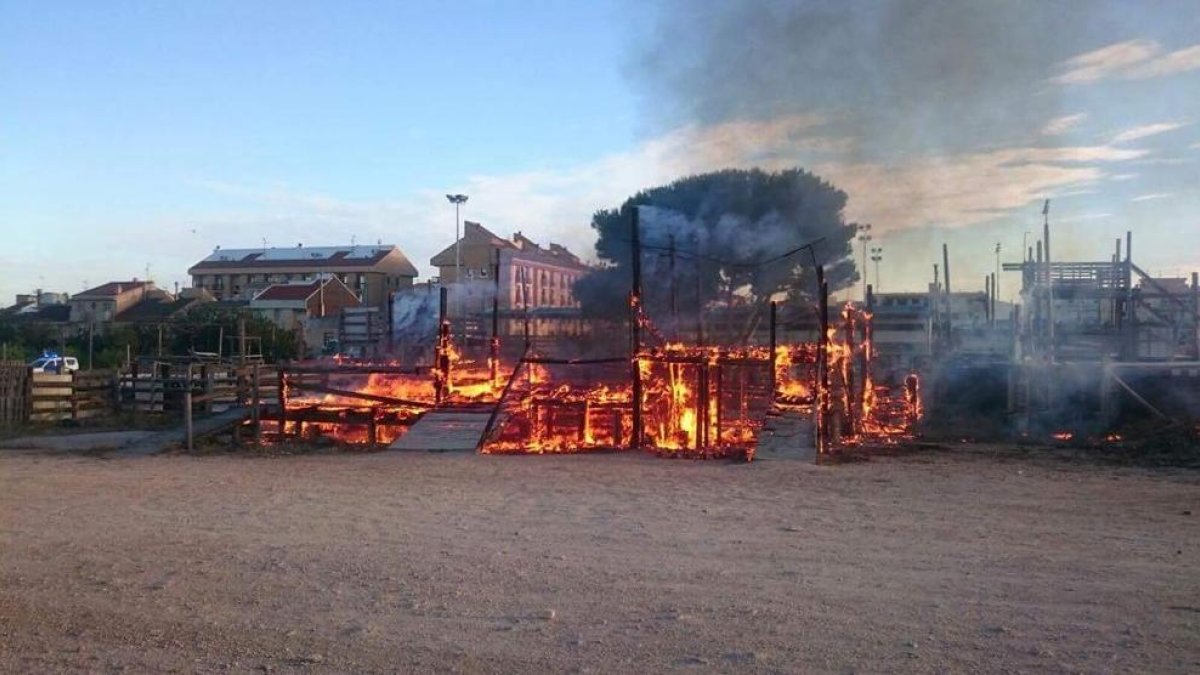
[262,237,268,251]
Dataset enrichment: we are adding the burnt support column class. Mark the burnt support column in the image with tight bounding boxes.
[630,207,643,449]
[942,243,952,351]
[277,366,288,439]
[1044,202,1054,360]
[816,266,830,454]
[768,301,778,400]
[1193,271,1199,360]
[1126,230,1135,359]
[491,248,501,387]
[435,286,449,406]
[985,275,992,323]
[844,306,856,437]
[864,287,875,385]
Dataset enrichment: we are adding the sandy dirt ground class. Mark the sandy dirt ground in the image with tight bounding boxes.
[1,446,1197,674]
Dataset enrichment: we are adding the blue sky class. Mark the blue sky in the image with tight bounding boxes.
[2,1,1198,304]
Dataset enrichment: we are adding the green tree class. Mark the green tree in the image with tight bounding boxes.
[167,304,299,362]
[575,168,861,329]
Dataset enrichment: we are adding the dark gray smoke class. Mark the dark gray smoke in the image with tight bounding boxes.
[631,0,1128,156]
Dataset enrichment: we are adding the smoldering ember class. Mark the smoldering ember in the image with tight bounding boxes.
[3,3,1200,673]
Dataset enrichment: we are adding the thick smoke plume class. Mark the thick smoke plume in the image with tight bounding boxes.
[631,0,1119,155]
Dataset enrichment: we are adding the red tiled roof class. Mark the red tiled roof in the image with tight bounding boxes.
[74,281,151,298]
[253,282,322,302]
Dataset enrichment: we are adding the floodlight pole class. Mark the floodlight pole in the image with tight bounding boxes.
[446,193,469,327]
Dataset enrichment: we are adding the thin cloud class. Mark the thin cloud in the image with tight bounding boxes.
[189,116,1148,272]
[1131,193,1173,202]
[1052,39,1200,84]
[1109,173,1138,181]
[1128,44,1200,79]
[1057,213,1113,223]
[1111,122,1186,144]
[1051,39,1161,84]
[1042,113,1087,135]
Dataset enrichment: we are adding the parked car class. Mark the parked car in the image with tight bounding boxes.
[28,354,80,374]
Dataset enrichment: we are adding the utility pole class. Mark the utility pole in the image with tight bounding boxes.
[870,246,883,293]
[668,233,678,340]
[630,206,643,449]
[446,193,469,326]
[1043,200,1054,360]
[994,242,1002,308]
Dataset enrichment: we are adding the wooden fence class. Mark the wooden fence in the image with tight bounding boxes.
[0,364,31,426]
[0,367,119,424]
[119,363,278,414]
[0,362,283,426]
[28,370,115,422]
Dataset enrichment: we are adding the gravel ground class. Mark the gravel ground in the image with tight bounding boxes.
[0,446,1197,673]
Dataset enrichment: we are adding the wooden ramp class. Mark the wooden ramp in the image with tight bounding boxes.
[389,410,494,452]
[117,407,252,457]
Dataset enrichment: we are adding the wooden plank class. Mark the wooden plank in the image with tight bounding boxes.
[119,407,252,456]
[32,374,73,385]
[389,411,493,451]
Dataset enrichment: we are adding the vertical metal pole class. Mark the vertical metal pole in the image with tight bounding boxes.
[1126,230,1135,359]
[1043,201,1054,361]
[991,273,998,325]
[491,247,501,387]
[695,257,705,346]
[1192,271,1199,360]
[816,265,829,454]
[630,207,643,449]
[985,275,992,324]
[942,244,952,351]
[768,301,777,400]
[454,201,461,322]
[668,234,678,340]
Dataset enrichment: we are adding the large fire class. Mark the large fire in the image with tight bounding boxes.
[272,304,920,457]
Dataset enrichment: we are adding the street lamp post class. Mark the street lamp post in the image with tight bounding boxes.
[857,224,873,301]
[446,193,468,320]
[994,242,1002,303]
[870,246,884,293]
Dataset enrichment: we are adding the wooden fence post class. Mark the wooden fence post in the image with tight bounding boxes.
[252,364,261,444]
[184,390,194,452]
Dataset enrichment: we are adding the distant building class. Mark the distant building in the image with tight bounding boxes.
[429,221,590,314]
[250,277,362,355]
[2,291,69,318]
[188,244,418,308]
[69,280,167,325]
[872,288,1012,366]
[114,289,213,326]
